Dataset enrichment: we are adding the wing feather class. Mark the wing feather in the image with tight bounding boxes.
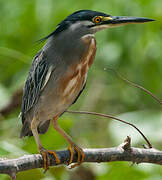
[20,50,53,123]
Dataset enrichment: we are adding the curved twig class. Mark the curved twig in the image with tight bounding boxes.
[104,67,162,105]
[66,110,152,148]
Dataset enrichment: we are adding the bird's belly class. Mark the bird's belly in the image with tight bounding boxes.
[60,65,88,108]
[37,67,87,121]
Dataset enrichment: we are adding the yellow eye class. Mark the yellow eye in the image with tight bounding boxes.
[93,16,102,24]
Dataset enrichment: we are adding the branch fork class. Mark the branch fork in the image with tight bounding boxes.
[118,136,131,151]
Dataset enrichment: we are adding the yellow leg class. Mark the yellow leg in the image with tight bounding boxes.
[52,116,85,168]
[31,117,61,172]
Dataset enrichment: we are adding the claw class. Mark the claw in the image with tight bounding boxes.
[40,148,61,172]
[68,144,74,164]
[68,144,85,168]
[40,149,49,172]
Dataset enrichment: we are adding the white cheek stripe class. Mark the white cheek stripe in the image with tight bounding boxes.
[70,21,94,31]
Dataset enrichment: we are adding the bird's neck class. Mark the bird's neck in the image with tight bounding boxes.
[47,31,96,64]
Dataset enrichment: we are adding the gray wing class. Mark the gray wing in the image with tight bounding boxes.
[20,50,53,124]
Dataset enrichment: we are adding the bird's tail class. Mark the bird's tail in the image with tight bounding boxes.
[20,120,50,138]
[20,121,32,138]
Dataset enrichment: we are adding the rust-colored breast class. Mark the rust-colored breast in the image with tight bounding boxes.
[60,36,96,105]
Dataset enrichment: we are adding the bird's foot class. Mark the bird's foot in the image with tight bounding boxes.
[68,143,85,169]
[39,147,61,172]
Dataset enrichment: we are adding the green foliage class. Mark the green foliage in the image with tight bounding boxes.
[0,0,162,179]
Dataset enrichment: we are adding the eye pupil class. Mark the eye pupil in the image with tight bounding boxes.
[94,17,101,23]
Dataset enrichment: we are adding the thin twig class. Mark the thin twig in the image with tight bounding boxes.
[104,67,162,105]
[10,172,16,180]
[66,110,152,148]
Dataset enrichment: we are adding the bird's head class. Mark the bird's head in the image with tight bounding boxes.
[41,10,154,40]
[65,10,154,33]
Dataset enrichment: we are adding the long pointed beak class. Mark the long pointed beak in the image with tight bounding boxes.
[103,16,155,25]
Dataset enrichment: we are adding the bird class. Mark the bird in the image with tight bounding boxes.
[20,10,154,170]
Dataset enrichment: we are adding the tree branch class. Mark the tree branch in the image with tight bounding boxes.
[0,137,162,177]
[0,88,23,117]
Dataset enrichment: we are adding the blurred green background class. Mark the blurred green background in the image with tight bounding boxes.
[0,0,162,179]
